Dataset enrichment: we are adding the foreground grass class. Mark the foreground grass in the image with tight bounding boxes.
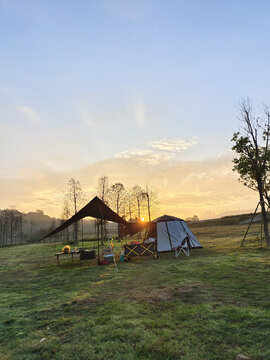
[0,224,270,360]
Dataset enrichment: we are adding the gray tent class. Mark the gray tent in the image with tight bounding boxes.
[146,215,202,257]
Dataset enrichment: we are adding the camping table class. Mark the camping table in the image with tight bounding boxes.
[55,251,79,265]
[123,242,155,257]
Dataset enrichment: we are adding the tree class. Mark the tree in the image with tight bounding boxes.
[141,185,159,222]
[97,175,110,204]
[109,183,125,215]
[231,99,270,246]
[64,178,85,245]
[131,185,143,220]
[62,198,71,242]
[0,208,23,246]
[185,215,199,223]
[96,175,110,244]
[125,188,135,221]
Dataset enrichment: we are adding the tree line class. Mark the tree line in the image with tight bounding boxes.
[0,209,59,247]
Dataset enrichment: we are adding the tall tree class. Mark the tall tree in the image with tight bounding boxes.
[64,178,85,245]
[232,99,270,246]
[132,185,143,220]
[109,182,125,215]
[125,188,135,221]
[97,175,110,204]
[141,185,159,222]
[62,198,71,243]
[96,175,110,244]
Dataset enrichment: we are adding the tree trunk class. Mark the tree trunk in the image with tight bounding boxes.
[137,200,141,219]
[74,221,78,246]
[258,179,270,245]
[147,196,151,222]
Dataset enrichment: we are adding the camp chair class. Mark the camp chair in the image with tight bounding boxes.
[101,246,118,271]
[174,237,191,258]
[80,249,96,266]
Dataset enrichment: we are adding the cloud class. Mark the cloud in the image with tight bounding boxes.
[115,148,171,165]
[115,137,198,165]
[0,152,258,219]
[149,137,198,152]
[19,106,42,125]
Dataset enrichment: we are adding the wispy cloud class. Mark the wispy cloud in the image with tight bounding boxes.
[149,137,198,152]
[116,137,198,165]
[115,148,171,165]
[19,106,42,125]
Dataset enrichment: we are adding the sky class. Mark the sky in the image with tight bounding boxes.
[1,0,270,219]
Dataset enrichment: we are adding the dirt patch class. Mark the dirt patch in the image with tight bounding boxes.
[127,284,201,303]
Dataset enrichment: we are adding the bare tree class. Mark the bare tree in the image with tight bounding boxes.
[96,175,110,244]
[64,178,85,245]
[109,182,125,215]
[126,189,135,221]
[62,198,71,243]
[131,185,143,220]
[141,185,159,222]
[97,175,110,204]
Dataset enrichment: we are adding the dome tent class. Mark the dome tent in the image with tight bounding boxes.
[150,215,202,257]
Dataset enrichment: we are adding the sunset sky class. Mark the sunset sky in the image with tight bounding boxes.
[1,0,270,219]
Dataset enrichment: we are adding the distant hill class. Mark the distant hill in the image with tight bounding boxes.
[190,212,270,228]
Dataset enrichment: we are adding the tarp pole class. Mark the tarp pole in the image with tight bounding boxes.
[241,202,260,247]
[97,227,100,265]
[81,219,83,249]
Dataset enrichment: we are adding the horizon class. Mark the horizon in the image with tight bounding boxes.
[1,0,269,219]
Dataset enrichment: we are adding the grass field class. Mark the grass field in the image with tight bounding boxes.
[1,224,270,360]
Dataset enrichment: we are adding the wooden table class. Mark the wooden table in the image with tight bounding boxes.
[55,251,79,265]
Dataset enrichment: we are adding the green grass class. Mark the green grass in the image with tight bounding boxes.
[1,224,270,360]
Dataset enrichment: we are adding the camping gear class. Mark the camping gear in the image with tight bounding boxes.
[62,245,71,254]
[101,246,118,270]
[120,251,125,262]
[98,259,110,265]
[152,215,202,255]
[80,250,96,260]
[55,250,79,264]
[42,196,137,268]
[124,242,155,257]
[102,247,114,263]
[41,196,129,240]
[123,215,202,259]
[79,249,96,266]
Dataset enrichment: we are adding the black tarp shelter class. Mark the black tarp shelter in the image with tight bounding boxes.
[42,196,129,240]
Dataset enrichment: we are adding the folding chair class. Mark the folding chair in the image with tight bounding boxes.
[101,246,118,271]
[174,237,191,258]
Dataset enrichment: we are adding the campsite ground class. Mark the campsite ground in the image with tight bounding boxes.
[0,224,270,360]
